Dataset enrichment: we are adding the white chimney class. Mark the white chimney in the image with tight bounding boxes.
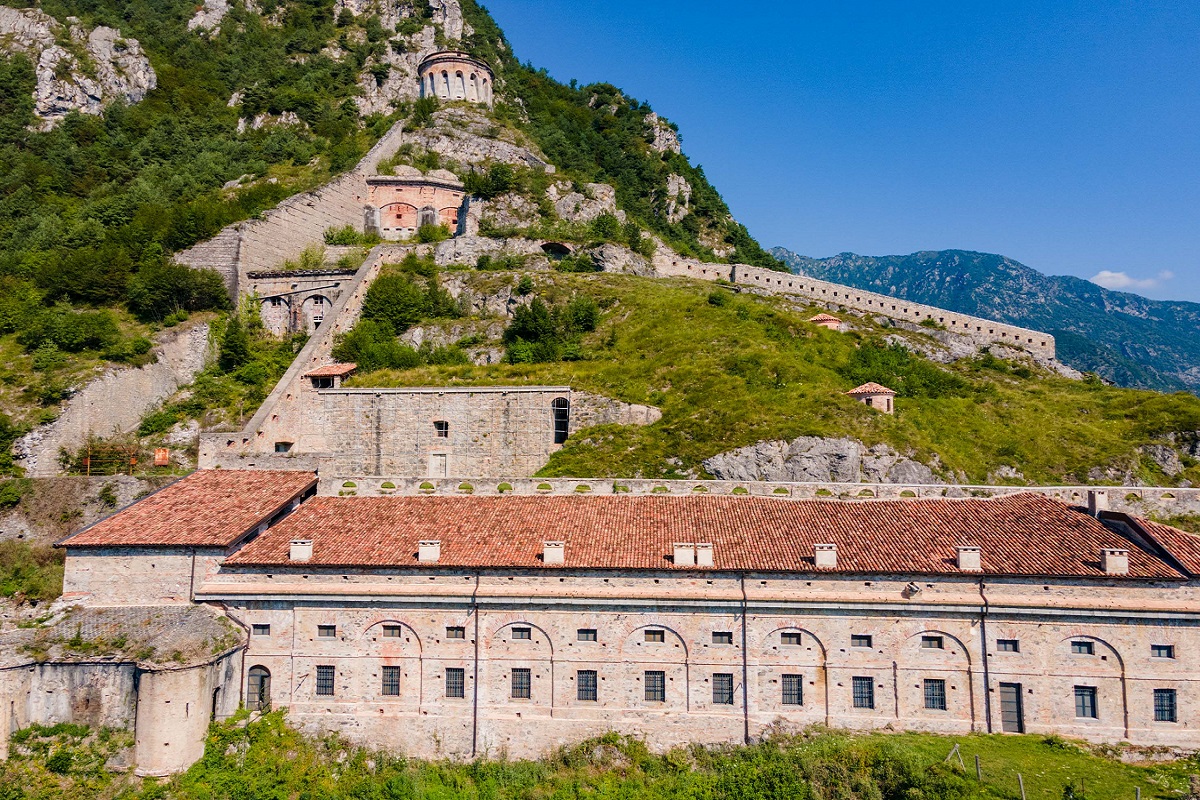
[289,540,313,562]
[1088,490,1110,517]
[674,543,696,567]
[418,540,442,563]
[696,543,714,568]
[957,546,982,572]
[543,541,565,565]
[814,544,838,569]
[1101,548,1129,576]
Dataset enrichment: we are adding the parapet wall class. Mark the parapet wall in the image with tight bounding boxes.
[653,255,1056,359]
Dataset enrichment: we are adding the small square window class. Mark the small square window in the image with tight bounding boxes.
[996,639,1020,653]
[1154,689,1178,722]
[446,667,465,698]
[577,628,597,642]
[713,631,734,645]
[782,674,803,706]
[645,630,665,643]
[712,673,735,705]
[434,420,450,438]
[1152,644,1176,659]
[382,625,402,638]
[316,665,335,696]
[446,626,466,639]
[511,668,532,699]
[1071,640,1095,655]
[381,666,400,697]
[251,624,271,636]
[781,632,802,646]
[921,635,944,650]
[850,634,873,648]
[512,627,532,640]
[317,625,337,639]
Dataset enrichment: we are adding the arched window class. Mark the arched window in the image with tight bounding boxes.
[441,71,451,98]
[248,666,271,711]
[553,398,570,444]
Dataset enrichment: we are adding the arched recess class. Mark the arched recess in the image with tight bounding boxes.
[619,623,690,711]
[1044,634,1127,738]
[486,620,556,710]
[247,665,271,711]
[300,295,332,333]
[381,202,418,230]
[455,71,467,100]
[418,206,440,228]
[259,296,291,337]
[440,71,451,98]
[896,629,975,731]
[469,73,480,102]
[438,205,461,230]
[754,624,828,726]
[361,620,424,704]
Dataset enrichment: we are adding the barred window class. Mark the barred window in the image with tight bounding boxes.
[645,630,665,643]
[381,666,400,696]
[316,665,335,696]
[713,631,734,645]
[578,629,598,642]
[921,635,944,650]
[782,674,803,706]
[997,639,1019,653]
[1071,640,1094,655]
[577,670,598,702]
[781,632,802,646]
[713,673,735,705]
[852,676,875,709]
[446,627,465,639]
[924,679,947,710]
[317,625,336,639]
[445,668,465,698]
[251,624,271,636]
[512,668,532,699]
[1154,689,1178,723]
[645,670,666,702]
[1074,686,1098,719]
[382,625,402,638]
[1152,644,1176,659]
[850,634,872,648]
[512,627,532,640]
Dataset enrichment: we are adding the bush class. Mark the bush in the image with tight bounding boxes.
[361,258,460,334]
[464,163,516,200]
[416,223,452,243]
[840,342,970,399]
[127,262,230,322]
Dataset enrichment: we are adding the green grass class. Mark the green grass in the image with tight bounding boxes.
[348,272,1200,484]
[0,541,65,603]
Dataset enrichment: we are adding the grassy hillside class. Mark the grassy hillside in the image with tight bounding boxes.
[347,268,1200,485]
[3,714,1199,800]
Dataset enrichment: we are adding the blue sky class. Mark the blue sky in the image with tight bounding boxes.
[481,0,1200,302]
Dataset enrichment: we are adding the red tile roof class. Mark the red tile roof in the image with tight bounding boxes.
[1134,517,1200,575]
[225,493,1182,579]
[304,363,357,378]
[62,471,317,549]
[847,382,896,396]
[810,314,842,323]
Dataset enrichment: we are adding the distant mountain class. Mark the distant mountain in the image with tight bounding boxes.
[770,249,1200,394]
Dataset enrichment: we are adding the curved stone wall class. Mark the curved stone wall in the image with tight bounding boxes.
[419,51,494,106]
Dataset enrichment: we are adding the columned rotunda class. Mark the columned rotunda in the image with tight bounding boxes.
[418,51,495,106]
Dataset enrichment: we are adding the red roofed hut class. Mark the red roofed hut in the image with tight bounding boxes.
[847,382,896,414]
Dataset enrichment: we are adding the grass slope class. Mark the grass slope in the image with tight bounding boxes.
[349,271,1200,484]
[3,714,1200,800]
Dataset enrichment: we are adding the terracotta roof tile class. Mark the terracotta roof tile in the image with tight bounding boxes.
[62,470,316,549]
[847,382,896,396]
[304,363,357,378]
[810,314,842,323]
[1134,517,1200,575]
[225,493,1180,579]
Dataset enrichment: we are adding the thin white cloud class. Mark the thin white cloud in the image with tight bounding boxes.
[1089,270,1175,292]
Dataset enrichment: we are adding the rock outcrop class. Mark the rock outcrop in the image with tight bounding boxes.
[703,437,943,485]
[645,112,681,154]
[407,107,548,168]
[547,182,624,224]
[665,174,692,224]
[0,7,156,131]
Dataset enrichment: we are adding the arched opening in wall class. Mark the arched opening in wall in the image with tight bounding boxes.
[469,73,480,102]
[482,78,491,104]
[211,687,220,721]
[541,242,573,260]
[441,71,451,98]
[553,398,570,444]
[439,206,461,230]
[455,71,467,100]
[302,295,331,332]
[248,666,271,711]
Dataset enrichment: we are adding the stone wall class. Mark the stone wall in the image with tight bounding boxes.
[653,254,1056,360]
[62,547,228,606]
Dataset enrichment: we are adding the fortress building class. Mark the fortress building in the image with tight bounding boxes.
[365,169,468,241]
[419,51,495,107]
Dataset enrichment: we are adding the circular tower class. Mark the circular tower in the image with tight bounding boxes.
[418,51,495,107]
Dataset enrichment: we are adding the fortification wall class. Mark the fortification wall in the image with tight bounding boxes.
[653,255,1056,359]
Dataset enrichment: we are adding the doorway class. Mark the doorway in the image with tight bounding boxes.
[429,453,448,477]
[999,683,1024,733]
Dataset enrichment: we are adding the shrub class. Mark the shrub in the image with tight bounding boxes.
[127,262,230,322]
[416,224,451,243]
[464,163,516,200]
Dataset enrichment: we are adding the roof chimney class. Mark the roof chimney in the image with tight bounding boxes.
[543,541,565,565]
[814,543,838,569]
[673,543,696,567]
[1101,548,1129,576]
[956,546,982,572]
[418,540,442,563]
[289,540,313,562]
[696,543,714,568]
[1088,490,1110,517]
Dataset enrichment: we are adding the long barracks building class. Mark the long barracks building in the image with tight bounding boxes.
[15,470,1200,769]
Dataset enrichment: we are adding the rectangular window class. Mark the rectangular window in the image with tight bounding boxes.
[852,676,875,709]
[924,679,947,710]
[645,630,665,643]
[446,627,465,639]
[713,631,734,645]
[316,665,335,697]
[713,673,735,705]
[577,670,598,702]
[577,628,598,642]
[996,639,1020,653]
[434,421,450,438]
[317,625,337,639]
[1152,644,1176,659]
[781,632,802,646]
[381,666,400,697]
[782,674,803,706]
[512,627,532,640]
[382,625,402,638]
[645,670,666,702]
[1154,689,1178,722]
[1071,640,1095,655]
[251,624,271,636]
[511,668,532,699]
[921,636,944,650]
[1074,686,1098,719]
[445,668,465,699]
[851,634,873,648]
